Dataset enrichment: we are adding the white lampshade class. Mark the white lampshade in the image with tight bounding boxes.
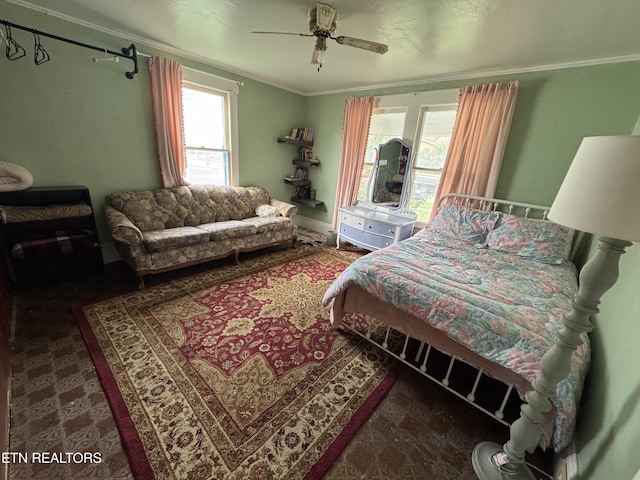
[548,135,640,242]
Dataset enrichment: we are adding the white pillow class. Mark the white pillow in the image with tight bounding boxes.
[255,204,280,217]
[0,162,33,192]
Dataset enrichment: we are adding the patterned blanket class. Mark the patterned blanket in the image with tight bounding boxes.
[322,228,590,452]
[11,229,98,260]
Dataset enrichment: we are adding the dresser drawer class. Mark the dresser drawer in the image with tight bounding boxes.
[340,224,394,250]
[362,231,394,249]
[340,211,364,229]
[363,219,396,238]
[339,223,362,241]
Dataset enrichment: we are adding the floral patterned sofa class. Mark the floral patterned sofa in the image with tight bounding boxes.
[105,185,297,287]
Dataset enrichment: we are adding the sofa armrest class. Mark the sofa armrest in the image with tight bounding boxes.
[105,205,144,245]
[270,198,297,218]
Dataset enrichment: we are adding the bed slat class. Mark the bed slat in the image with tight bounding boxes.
[341,318,519,428]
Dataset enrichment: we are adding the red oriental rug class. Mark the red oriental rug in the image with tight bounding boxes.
[76,245,399,479]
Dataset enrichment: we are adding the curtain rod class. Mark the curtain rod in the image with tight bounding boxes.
[0,18,139,79]
[134,49,242,89]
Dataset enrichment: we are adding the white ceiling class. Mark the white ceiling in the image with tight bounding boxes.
[7,0,640,95]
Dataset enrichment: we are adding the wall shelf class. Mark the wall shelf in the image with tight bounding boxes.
[279,130,323,208]
[277,136,313,147]
[292,160,320,168]
[291,198,325,208]
[284,178,311,187]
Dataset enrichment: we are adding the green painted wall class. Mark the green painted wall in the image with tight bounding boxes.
[577,245,640,480]
[576,112,640,480]
[2,2,640,478]
[304,63,640,224]
[0,2,306,241]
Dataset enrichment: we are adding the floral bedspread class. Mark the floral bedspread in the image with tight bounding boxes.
[322,229,590,452]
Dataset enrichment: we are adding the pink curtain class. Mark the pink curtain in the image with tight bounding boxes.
[149,56,188,188]
[331,96,374,229]
[431,80,520,218]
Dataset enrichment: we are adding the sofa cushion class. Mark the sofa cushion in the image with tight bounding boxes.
[197,221,257,241]
[143,227,210,253]
[241,216,294,235]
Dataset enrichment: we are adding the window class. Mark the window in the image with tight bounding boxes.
[408,108,457,222]
[358,90,458,225]
[181,68,239,185]
[182,85,229,184]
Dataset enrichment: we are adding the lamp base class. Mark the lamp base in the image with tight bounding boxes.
[472,442,535,480]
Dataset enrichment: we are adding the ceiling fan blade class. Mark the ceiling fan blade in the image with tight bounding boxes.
[251,31,313,37]
[314,3,337,31]
[334,36,388,54]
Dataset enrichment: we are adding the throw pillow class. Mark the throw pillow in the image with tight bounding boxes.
[425,203,500,244]
[485,214,574,264]
[255,204,280,217]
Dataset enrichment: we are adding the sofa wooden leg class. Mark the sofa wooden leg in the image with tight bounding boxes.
[137,276,145,289]
[233,249,240,265]
[291,236,297,248]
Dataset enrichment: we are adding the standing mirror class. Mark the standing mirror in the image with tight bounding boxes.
[364,138,415,217]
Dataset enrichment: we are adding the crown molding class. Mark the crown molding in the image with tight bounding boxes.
[5,0,309,96]
[306,53,640,96]
[8,0,640,98]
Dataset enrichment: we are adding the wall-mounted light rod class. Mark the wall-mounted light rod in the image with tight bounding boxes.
[0,18,138,79]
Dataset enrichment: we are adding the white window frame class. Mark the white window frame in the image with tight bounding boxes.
[371,89,459,225]
[374,89,459,149]
[182,67,240,186]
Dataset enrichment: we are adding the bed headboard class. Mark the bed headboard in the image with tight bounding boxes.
[438,193,586,262]
[438,193,551,220]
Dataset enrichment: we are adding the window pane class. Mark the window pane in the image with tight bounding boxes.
[357,163,373,200]
[183,88,226,150]
[357,110,406,203]
[185,149,228,185]
[182,84,230,185]
[409,109,456,223]
[415,110,456,169]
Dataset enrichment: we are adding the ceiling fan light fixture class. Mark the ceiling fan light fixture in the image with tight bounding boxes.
[310,48,322,65]
[311,37,327,68]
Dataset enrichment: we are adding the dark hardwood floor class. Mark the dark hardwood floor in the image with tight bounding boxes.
[7,248,554,479]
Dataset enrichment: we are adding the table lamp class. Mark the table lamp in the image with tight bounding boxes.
[472,135,640,479]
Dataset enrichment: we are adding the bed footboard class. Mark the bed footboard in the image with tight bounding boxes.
[329,284,556,445]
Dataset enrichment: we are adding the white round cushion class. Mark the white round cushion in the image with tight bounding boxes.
[0,162,33,192]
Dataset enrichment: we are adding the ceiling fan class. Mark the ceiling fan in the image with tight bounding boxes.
[251,3,388,70]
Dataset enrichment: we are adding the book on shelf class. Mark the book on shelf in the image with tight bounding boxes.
[290,127,314,143]
[300,148,313,162]
[295,185,311,199]
[293,167,309,180]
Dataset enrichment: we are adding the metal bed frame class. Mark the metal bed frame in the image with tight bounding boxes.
[331,193,572,436]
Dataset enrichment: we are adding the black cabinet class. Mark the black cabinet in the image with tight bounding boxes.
[0,186,103,287]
